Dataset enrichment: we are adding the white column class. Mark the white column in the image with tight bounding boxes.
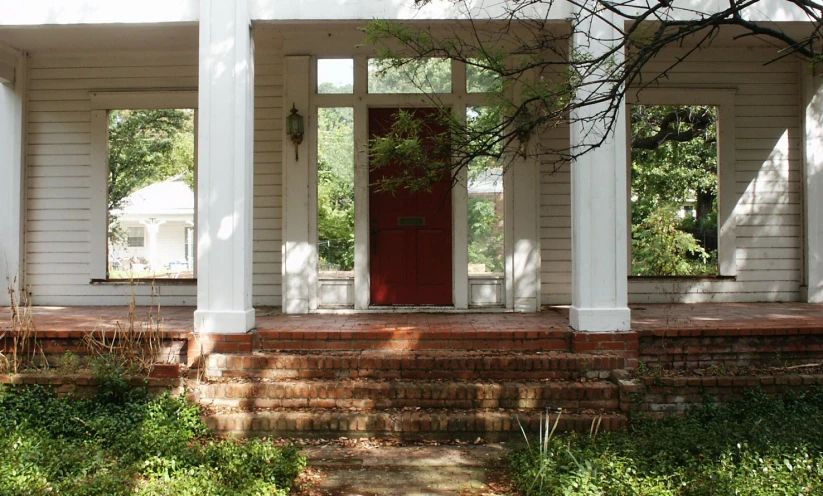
[194,0,255,333]
[281,55,312,314]
[0,47,25,306]
[803,68,823,303]
[142,219,164,275]
[353,56,370,310]
[569,9,631,331]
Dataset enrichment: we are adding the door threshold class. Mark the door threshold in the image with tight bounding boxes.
[313,306,513,314]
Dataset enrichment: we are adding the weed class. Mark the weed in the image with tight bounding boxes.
[56,351,82,374]
[84,279,169,376]
[0,381,306,495]
[4,274,42,374]
[509,387,823,495]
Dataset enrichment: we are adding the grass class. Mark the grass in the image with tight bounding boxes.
[0,368,305,495]
[508,388,823,495]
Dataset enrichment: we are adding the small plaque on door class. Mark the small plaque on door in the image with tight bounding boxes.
[397,216,426,227]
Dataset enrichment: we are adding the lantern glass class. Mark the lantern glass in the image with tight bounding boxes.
[287,105,304,138]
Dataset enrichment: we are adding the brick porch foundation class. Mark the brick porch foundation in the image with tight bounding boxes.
[2,303,822,438]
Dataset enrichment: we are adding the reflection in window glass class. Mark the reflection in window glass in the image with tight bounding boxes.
[368,58,452,94]
[318,59,354,94]
[467,59,502,93]
[107,109,195,280]
[317,108,355,274]
[631,104,719,276]
[467,107,504,275]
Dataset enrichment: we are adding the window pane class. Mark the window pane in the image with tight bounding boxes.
[467,59,502,93]
[368,58,451,94]
[107,108,195,280]
[467,107,504,275]
[317,107,355,274]
[631,104,719,276]
[318,59,354,94]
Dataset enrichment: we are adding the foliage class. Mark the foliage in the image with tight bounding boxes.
[630,105,719,276]
[466,106,505,272]
[369,108,453,193]
[631,105,718,222]
[508,388,823,495]
[364,0,823,186]
[0,384,305,495]
[631,204,716,276]
[107,109,194,239]
[468,197,504,273]
[317,107,355,271]
[108,109,194,212]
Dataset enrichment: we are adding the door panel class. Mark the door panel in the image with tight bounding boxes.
[416,229,448,286]
[369,108,452,305]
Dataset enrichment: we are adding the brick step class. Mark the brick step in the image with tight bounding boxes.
[194,379,619,411]
[255,328,571,351]
[204,350,625,381]
[203,408,628,440]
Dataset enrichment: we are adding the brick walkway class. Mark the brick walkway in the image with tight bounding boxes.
[1,303,821,335]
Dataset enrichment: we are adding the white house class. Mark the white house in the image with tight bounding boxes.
[110,177,195,278]
[0,0,821,335]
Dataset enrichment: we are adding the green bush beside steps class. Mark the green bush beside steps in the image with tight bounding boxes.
[0,368,305,495]
[509,388,823,495]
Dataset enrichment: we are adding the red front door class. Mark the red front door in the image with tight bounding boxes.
[369,108,452,305]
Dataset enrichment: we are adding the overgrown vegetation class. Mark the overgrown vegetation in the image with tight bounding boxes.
[317,107,355,272]
[0,379,305,495]
[509,389,823,495]
[1,277,41,374]
[630,105,719,276]
[108,109,195,215]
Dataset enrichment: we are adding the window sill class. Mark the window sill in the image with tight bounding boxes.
[469,273,504,279]
[91,279,197,285]
[628,275,736,282]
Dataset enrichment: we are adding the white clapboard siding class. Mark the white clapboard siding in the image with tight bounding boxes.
[251,35,283,306]
[539,127,572,304]
[25,35,285,307]
[24,50,199,305]
[539,46,803,304]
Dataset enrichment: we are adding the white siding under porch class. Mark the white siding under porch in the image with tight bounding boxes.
[24,31,284,306]
[539,46,804,304]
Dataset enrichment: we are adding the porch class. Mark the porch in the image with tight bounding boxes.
[5,302,821,336]
[3,302,823,438]
[4,302,823,367]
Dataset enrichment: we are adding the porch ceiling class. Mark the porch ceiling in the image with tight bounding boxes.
[0,23,198,54]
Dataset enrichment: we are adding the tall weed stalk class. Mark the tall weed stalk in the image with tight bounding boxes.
[84,279,168,375]
[4,273,41,373]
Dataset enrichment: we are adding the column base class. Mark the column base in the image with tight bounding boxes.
[802,284,823,303]
[570,306,631,332]
[194,308,255,334]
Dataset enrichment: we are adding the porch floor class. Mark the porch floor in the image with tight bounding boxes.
[1,302,822,334]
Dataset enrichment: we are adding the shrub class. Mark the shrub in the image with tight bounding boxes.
[509,389,823,495]
[0,383,305,495]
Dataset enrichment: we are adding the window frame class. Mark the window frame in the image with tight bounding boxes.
[626,88,738,278]
[89,90,198,282]
[126,225,146,248]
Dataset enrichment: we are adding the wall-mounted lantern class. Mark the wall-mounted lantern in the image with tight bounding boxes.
[513,106,532,158]
[286,103,304,160]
